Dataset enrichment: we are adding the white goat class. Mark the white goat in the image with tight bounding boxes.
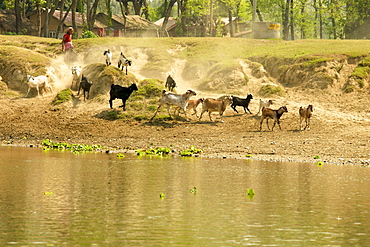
[256,99,274,115]
[71,66,82,90]
[25,74,53,97]
[299,105,313,130]
[104,49,112,66]
[118,52,132,75]
[259,106,288,131]
[150,89,197,121]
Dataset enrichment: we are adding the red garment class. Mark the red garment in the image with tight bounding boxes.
[63,33,72,42]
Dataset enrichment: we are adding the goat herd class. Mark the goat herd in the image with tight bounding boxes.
[23,49,313,131]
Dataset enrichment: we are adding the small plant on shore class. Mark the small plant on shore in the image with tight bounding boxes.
[180,146,203,157]
[317,161,323,166]
[314,155,320,159]
[246,154,252,158]
[246,189,255,199]
[159,193,165,199]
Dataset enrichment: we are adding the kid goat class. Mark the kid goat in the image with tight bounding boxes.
[103,49,112,66]
[299,104,313,130]
[25,74,53,97]
[118,52,132,75]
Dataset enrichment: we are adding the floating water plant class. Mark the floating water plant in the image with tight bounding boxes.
[159,193,165,199]
[136,146,172,156]
[189,187,197,194]
[117,153,125,158]
[317,161,323,166]
[180,146,203,157]
[246,154,253,158]
[246,189,255,196]
[42,139,104,153]
[43,192,53,196]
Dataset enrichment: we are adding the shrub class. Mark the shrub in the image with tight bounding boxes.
[82,31,99,39]
[52,89,73,105]
[259,84,284,97]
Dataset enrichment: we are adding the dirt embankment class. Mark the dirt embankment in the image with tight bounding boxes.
[1,38,370,166]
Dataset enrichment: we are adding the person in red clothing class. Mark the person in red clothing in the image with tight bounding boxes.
[62,27,74,52]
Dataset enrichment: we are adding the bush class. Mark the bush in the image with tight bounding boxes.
[52,89,73,105]
[82,31,99,39]
[259,84,284,97]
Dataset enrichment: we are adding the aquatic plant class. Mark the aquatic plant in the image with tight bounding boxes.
[190,187,197,194]
[245,154,252,158]
[117,153,125,158]
[314,155,320,159]
[159,193,165,199]
[136,146,172,156]
[43,192,53,196]
[317,161,323,166]
[42,139,104,153]
[180,146,203,157]
[246,189,255,196]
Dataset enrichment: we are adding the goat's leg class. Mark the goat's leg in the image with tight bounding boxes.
[219,112,224,123]
[259,116,265,131]
[199,110,205,121]
[121,99,126,111]
[109,98,114,109]
[36,86,40,97]
[208,112,213,122]
[231,105,238,113]
[125,66,128,75]
[25,86,31,97]
[166,105,172,119]
[266,119,270,130]
[183,106,190,121]
[150,105,162,121]
[246,106,252,114]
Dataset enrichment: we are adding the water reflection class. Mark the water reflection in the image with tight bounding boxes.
[0,146,369,246]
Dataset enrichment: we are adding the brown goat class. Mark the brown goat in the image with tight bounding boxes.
[199,97,232,122]
[299,105,313,130]
[259,106,288,131]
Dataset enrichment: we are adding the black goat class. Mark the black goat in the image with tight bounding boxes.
[77,75,92,101]
[231,94,253,114]
[109,83,138,110]
[165,75,176,91]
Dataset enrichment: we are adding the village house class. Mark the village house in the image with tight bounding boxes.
[95,13,160,37]
[28,10,107,38]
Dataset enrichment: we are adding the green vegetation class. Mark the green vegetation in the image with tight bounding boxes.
[180,146,203,157]
[52,89,73,105]
[190,187,197,194]
[136,146,172,156]
[314,155,320,159]
[259,84,285,97]
[42,139,104,153]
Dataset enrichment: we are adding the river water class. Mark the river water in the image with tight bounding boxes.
[0,146,369,246]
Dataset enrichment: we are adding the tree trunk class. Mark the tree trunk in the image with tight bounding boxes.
[56,4,72,39]
[71,0,78,38]
[318,0,323,39]
[282,0,290,40]
[249,0,264,22]
[36,2,42,36]
[290,0,294,40]
[161,0,177,36]
[118,1,127,36]
[228,9,233,37]
[14,0,21,34]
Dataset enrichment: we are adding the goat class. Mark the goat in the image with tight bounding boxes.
[118,52,132,75]
[256,99,274,115]
[230,94,253,114]
[77,75,92,101]
[71,66,82,91]
[165,75,176,91]
[259,106,288,131]
[150,89,197,121]
[109,83,138,110]
[299,105,313,130]
[25,74,53,97]
[199,96,232,122]
[174,98,204,117]
[103,49,112,66]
